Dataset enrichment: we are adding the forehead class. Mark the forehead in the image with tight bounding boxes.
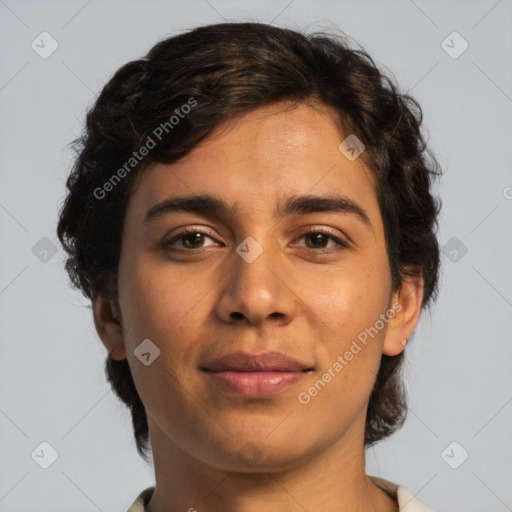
[126,102,381,230]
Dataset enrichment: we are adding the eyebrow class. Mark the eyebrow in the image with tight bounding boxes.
[143,193,373,230]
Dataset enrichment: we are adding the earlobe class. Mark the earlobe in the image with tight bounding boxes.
[91,292,127,360]
[382,275,424,356]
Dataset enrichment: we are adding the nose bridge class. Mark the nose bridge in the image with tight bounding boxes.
[216,231,296,325]
[235,234,277,294]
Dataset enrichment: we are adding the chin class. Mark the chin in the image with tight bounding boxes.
[201,434,314,474]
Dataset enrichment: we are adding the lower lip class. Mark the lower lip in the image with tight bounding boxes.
[205,370,307,397]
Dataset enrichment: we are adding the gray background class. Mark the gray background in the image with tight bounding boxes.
[1,0,511,511]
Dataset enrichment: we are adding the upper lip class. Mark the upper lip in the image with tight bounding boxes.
[202,351,312,372]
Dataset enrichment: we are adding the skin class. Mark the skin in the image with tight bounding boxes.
[93,101,423,512]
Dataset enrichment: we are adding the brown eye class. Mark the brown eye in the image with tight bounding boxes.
[304,232,331,249]
[179,232,207,249]
[296,229,349,251]
[164,228,219,250]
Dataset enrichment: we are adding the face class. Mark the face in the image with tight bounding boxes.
[106,102,414,472]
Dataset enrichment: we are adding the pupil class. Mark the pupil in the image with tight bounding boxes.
[308,233,326,248]
[184,233,203,248]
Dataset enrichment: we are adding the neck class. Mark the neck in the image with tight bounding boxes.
[144,418,397,512]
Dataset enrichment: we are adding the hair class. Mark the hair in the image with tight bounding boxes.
[57,22,442,462]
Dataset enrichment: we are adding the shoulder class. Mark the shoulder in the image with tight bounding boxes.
[368,475,436,512]
[126,486,155,512]
[127,480,436,512]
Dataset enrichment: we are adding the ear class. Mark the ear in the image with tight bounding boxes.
[382,274,424,356]
[91,291,127,360]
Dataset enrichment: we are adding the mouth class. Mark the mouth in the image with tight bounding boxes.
[201,351,314,397]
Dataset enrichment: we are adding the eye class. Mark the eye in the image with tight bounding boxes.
[162,226,349,253]
[163,227,220,250]
[294,228,349,251]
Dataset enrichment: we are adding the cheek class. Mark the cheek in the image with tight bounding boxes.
[118,252,222,375]
[118,257,208,411]
[296,276,389,428]
[305,262,391,341]
[120,253,199,332]
[299,262,391,408]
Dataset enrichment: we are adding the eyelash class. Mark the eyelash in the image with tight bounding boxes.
[163,226,350,254]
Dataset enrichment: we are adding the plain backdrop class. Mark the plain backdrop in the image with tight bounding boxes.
[1,1,511,511]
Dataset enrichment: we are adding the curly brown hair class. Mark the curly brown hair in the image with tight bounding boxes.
[57,22,442,462]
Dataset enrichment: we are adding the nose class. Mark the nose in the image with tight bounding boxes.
[215,237,298,327]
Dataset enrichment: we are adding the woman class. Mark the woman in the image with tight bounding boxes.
[57,22,441,512]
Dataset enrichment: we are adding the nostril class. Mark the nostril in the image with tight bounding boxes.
[230,312,244,320]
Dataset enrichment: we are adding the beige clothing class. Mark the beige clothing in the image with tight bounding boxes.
[126,475,435,511]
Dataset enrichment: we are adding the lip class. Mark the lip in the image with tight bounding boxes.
[201,351,313,397]
[203,351,311,372]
